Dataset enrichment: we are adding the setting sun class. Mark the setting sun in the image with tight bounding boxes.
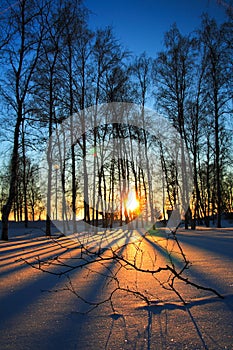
[125,189,139,212]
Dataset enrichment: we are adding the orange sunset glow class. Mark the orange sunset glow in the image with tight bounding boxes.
[125,189,139,212]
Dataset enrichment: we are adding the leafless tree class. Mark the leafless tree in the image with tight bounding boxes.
[153,24,195,229]
[0,0,46,240]
[199,15,233,227]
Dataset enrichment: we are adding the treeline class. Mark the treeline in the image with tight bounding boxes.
[0,0,232,239]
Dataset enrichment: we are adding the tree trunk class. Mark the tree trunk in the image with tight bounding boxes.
[1,112,22,240]
[46,80,53,237]
[2,205,10,241]
[22,119,28,228]
[215,105,222,228]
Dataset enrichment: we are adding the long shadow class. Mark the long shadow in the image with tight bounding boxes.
[0,229,130,280]
[43,230,233,349]
[103,313,127,350]
[0,237,87,325]
[0,237,49,251]
[137,294,233,350]
[138,294,233,315]
[137,228,188,271]
[0,262,66,325]
[177,232,233,261]
[61,230,134,309]
[71,228,132,251]
[0,229,135,350]
[0,237,77,261]
[2,228,231,349]
[137,229,232,297]
[27,230,135,350]
[0,238,79,277]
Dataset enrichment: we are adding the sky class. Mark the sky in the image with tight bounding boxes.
[84,0,229,56]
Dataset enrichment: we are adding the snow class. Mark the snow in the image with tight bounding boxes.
[0,221,233,349]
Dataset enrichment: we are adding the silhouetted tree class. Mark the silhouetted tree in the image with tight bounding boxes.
[0,0,46,240]
[199,15,233,227]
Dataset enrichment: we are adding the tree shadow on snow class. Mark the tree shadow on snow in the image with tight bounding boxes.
[136,294,233,350]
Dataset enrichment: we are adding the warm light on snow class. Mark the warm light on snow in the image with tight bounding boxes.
[0,223,233,349]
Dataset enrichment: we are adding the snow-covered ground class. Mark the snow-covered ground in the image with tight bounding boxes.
[0,221,233,349]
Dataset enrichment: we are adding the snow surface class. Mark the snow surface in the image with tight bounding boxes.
[0,221,233,350]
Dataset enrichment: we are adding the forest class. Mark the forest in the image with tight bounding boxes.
[0,0,232,240]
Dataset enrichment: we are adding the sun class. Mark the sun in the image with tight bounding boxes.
[125,189,139,212]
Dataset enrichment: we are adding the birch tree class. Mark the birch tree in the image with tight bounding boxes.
[154,24,196,228]
[0,0,45,240]
[199,15,233,227]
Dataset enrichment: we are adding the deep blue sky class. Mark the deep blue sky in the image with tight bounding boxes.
[84,0,229,56]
